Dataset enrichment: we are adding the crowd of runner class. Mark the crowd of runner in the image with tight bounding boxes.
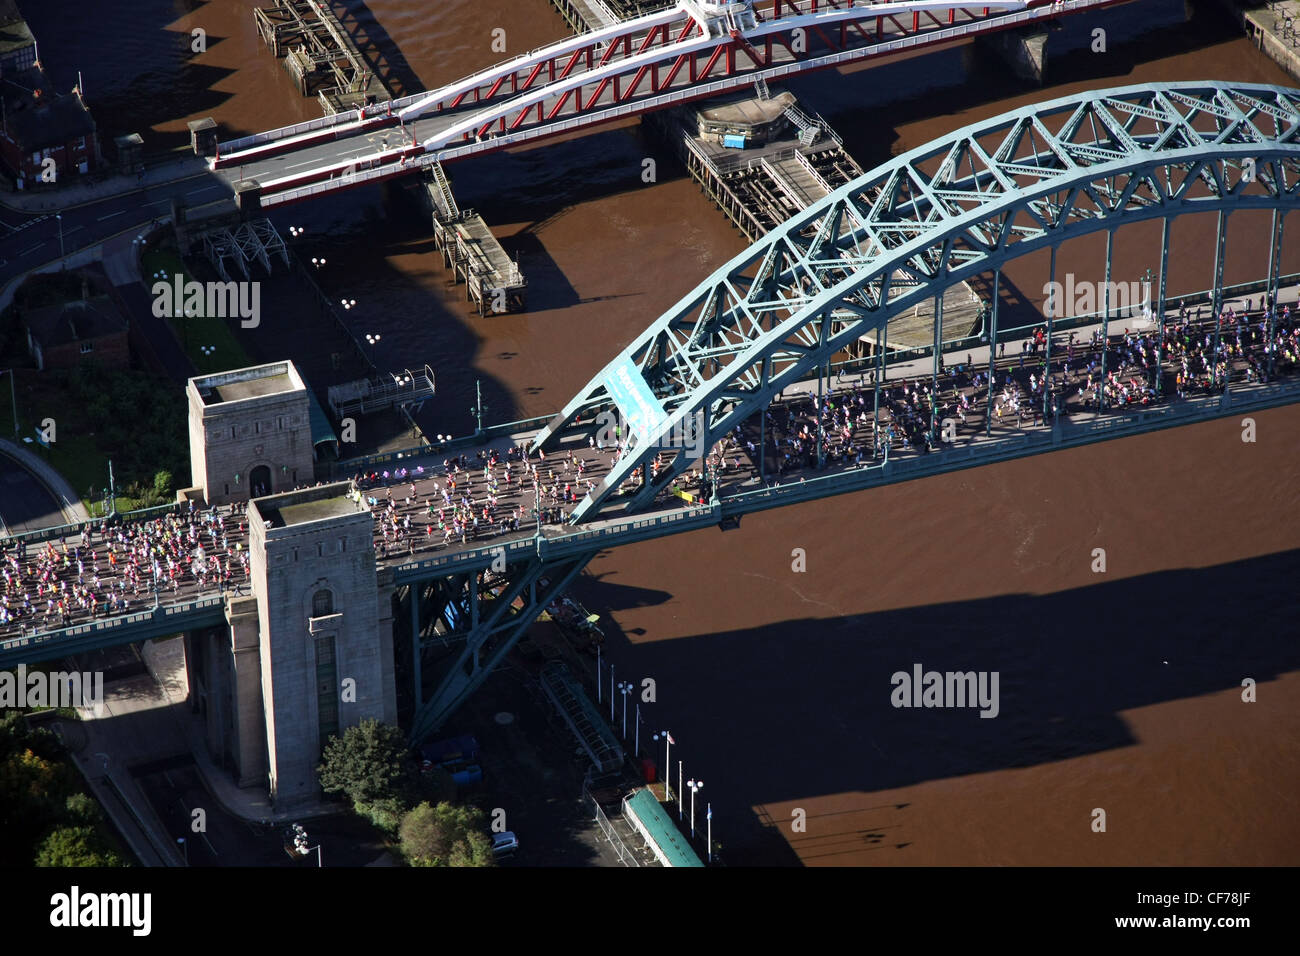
[746,298,1298,473]
[2,295,1297,640]
[0,502,251,634]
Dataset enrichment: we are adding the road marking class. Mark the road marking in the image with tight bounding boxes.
[186,185,221,196]
[97,210,125,220]
[18,243,42,256]
[63,226,83,236]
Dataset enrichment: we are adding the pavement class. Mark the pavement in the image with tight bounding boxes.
[0,438,88,529]
[0,156,212,215]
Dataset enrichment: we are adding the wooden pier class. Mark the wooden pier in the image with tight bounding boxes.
[254,0,388,114]
[647,90,982,356]
[421,169,527,317]
[549,0,673,33]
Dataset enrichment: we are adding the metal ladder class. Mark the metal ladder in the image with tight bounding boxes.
[784,104,820,147]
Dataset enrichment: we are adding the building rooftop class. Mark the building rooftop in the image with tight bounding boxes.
[1,69,96,150]
[253,481,365,531]
[696,91,795,130]
[210,372,293,404]
[193,362,304,406]
[24,297,127,348]
[0,16,33,57]
[262,495,361,528]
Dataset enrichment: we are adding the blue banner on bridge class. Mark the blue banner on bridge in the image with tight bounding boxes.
[604,361,667,443]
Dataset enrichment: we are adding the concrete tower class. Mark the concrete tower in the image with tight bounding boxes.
[187,361,315,505]
[247,482,396,809]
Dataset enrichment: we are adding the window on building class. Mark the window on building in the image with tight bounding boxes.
[316,635,339,746]
[80,342,94,354]
[312,589,334,617]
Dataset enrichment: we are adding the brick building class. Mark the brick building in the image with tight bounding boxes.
[24,297,130,371]
[0,1,100,186]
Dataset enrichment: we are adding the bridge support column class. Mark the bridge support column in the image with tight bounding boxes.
[407,549,597,743]
[1100,230,1112,413]
[1212,209,1227,389]
[1044,244,1057,423]
[226,595,267,788]
[1267,209,1284,379]
[1157,216,1170,397]
[986,269,1000,437]
[930,289,943,443]
[976,26,1048,85]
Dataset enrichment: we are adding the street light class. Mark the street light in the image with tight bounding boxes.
[652,730,673,803]
[365,333,380,346]
[616,680,631,740]
[469,379,487,435]
[55,213,64,258]
[688,778,704,838]
[177,837,188,865]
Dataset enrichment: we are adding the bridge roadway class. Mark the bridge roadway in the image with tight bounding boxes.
[3,303,1299,667]
[210,0,1121,207]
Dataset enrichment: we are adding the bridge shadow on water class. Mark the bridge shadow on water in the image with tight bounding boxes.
[23,0,239,155]
[332,0,426,99]
[576,546,1300,865]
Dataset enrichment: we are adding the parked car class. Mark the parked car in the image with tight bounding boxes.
[491,831,519,858]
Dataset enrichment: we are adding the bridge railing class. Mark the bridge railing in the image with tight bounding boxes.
[331,413,555,475]
[0,595,227,662]
[0,502,189,548]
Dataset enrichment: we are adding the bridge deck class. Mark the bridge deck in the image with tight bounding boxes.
[3,300,1296,660]
[216,1,1128,208]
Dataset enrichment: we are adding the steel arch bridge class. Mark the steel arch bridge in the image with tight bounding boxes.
[534,80,1300,523]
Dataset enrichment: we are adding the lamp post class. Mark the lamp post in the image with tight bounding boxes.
[653,731,673,802]
[634,701,640,757]
[609,664,615,723]
[596,645,601,704]
[678,760,683,820]
[470,379,487,436]
[688,778,703,838]
[616,680,631,740]
[177,837,188,865]
[0,368,17,439]
[55,213,64,258]
[706,803,713,862]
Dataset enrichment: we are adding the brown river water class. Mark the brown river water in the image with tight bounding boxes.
[26,0,1300,864]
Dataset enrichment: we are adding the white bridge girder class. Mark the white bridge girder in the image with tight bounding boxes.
[531,82,1300,524]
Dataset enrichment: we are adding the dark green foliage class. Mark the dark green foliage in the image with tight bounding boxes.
[317,719,412,809]
[35,826,127,867]
[398,802,495,868]
[0,711,128,866]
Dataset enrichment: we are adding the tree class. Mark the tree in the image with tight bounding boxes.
[64,792,103,826]
[152,470,173,499]
[317,719,411,808]
[35,826,126,867]
[0,748,78,865]
[398,802,495,868]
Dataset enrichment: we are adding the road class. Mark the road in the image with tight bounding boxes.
[0,450,65,536]
[0,172,232,291]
